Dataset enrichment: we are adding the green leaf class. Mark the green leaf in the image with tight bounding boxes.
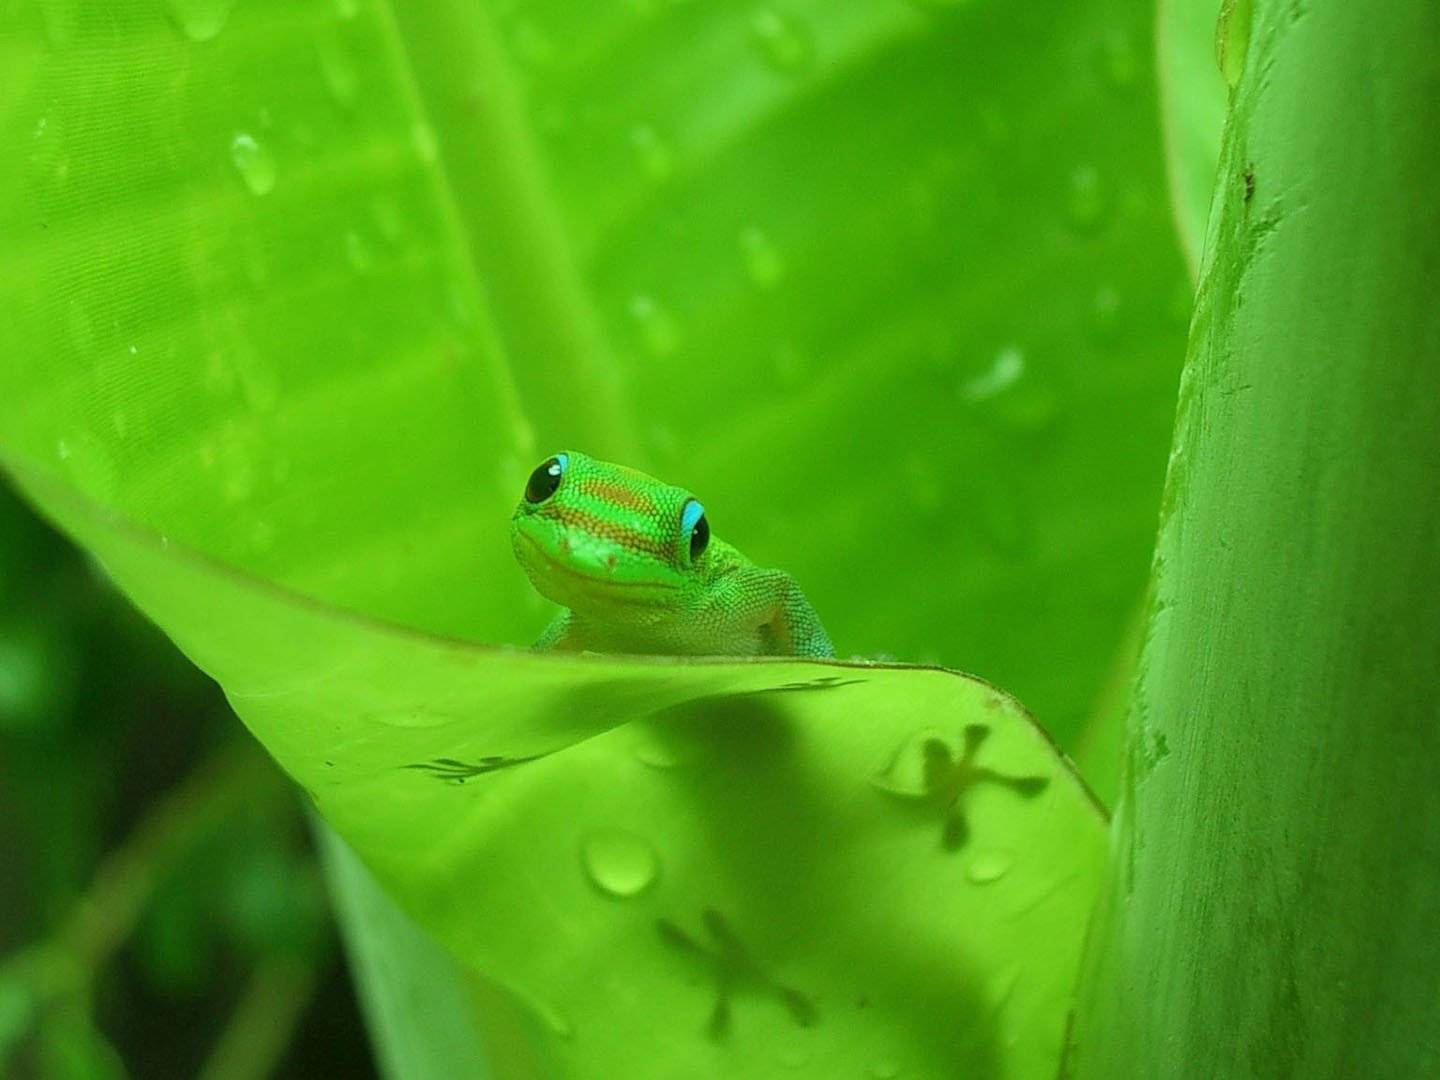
[1158,0,1230,276]
[1,0,1188,743]
[317,823,505,1080]
[17,465,1105,1076]
[0,0,1186,1074]
[1070,1,1440,1074]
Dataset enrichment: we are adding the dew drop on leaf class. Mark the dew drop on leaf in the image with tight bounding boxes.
[749,9,815,74]
[628,294,681,358]
[317,34,359,110]
[960,346,1024,403]
[1091,285,1122,343]
[1099,29,1138,87]
[634,738,681,770]
[958,346,1061,435]
[739,225,785,289]
[230,133,276,196]
[344,229,373,273]
[581,828,659,898]
[165,0,237,43]
[965,849,1014,884]
[1066,164,1105,228]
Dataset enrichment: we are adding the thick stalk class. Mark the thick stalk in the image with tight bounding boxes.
[1070,1,1440,1075]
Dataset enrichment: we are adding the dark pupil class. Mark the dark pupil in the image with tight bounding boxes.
[689,513,710,560]
[524,458,563,504]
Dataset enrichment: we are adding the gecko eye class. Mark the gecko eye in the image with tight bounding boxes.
[524,454,567,504]
[682,499,709,561]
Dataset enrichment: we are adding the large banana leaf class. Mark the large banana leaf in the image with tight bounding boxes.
[0,0,1188,1074]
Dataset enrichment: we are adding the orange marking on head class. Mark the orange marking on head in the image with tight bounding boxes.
[544,507,672,561]
[584,481,655,514]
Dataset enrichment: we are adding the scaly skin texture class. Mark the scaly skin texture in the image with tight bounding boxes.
[510,452,832,658]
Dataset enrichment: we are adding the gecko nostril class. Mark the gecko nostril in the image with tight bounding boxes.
[606,554,618,572]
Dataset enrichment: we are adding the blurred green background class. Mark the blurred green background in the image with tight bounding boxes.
[0,0,1224,1074]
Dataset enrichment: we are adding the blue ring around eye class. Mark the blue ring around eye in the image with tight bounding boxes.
[553,452,569,475]
[681,499,705,534]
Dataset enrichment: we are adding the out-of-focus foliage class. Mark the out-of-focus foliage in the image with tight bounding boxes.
[0,481,375,1077]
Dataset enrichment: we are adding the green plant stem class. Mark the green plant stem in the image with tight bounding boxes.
[3,742,276,1000]
[381,1,638,461]
[1069,1,1440,1075]
[196,954,320,1080]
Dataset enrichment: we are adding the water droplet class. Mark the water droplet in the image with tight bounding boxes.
[960,346,1024,403]
[957,347,1060,434]
[581,828,659,898]
[628,294,680,358]
[56,439,71,461]
[868,1061,902,1079]
[739,225,784,289]
[749,9,814,73]
[1099,30,1138,87]
[1092,285,1122,342]
[166,0,237,42]
[965,850,1013,884]
[334,0,359,18]
[1066,164,1105,228]
[344,229,373,273]
[412,122,439,164]
[230,133,276,196]
[633,737,688,771]
[1215,0,1252,89]
[628,125,674,181]
[317,35,359,109]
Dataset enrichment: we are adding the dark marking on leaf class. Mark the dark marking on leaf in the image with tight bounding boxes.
[404,754,542,783]
[880,723,1051,852]
[760,675,866,694]
[656,908,817,1040]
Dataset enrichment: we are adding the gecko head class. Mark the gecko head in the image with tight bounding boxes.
[509,451,711,615]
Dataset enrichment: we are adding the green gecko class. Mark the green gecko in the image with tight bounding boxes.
[510,452,832,658]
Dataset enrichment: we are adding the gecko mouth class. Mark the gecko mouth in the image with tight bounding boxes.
[519,531,679,604]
